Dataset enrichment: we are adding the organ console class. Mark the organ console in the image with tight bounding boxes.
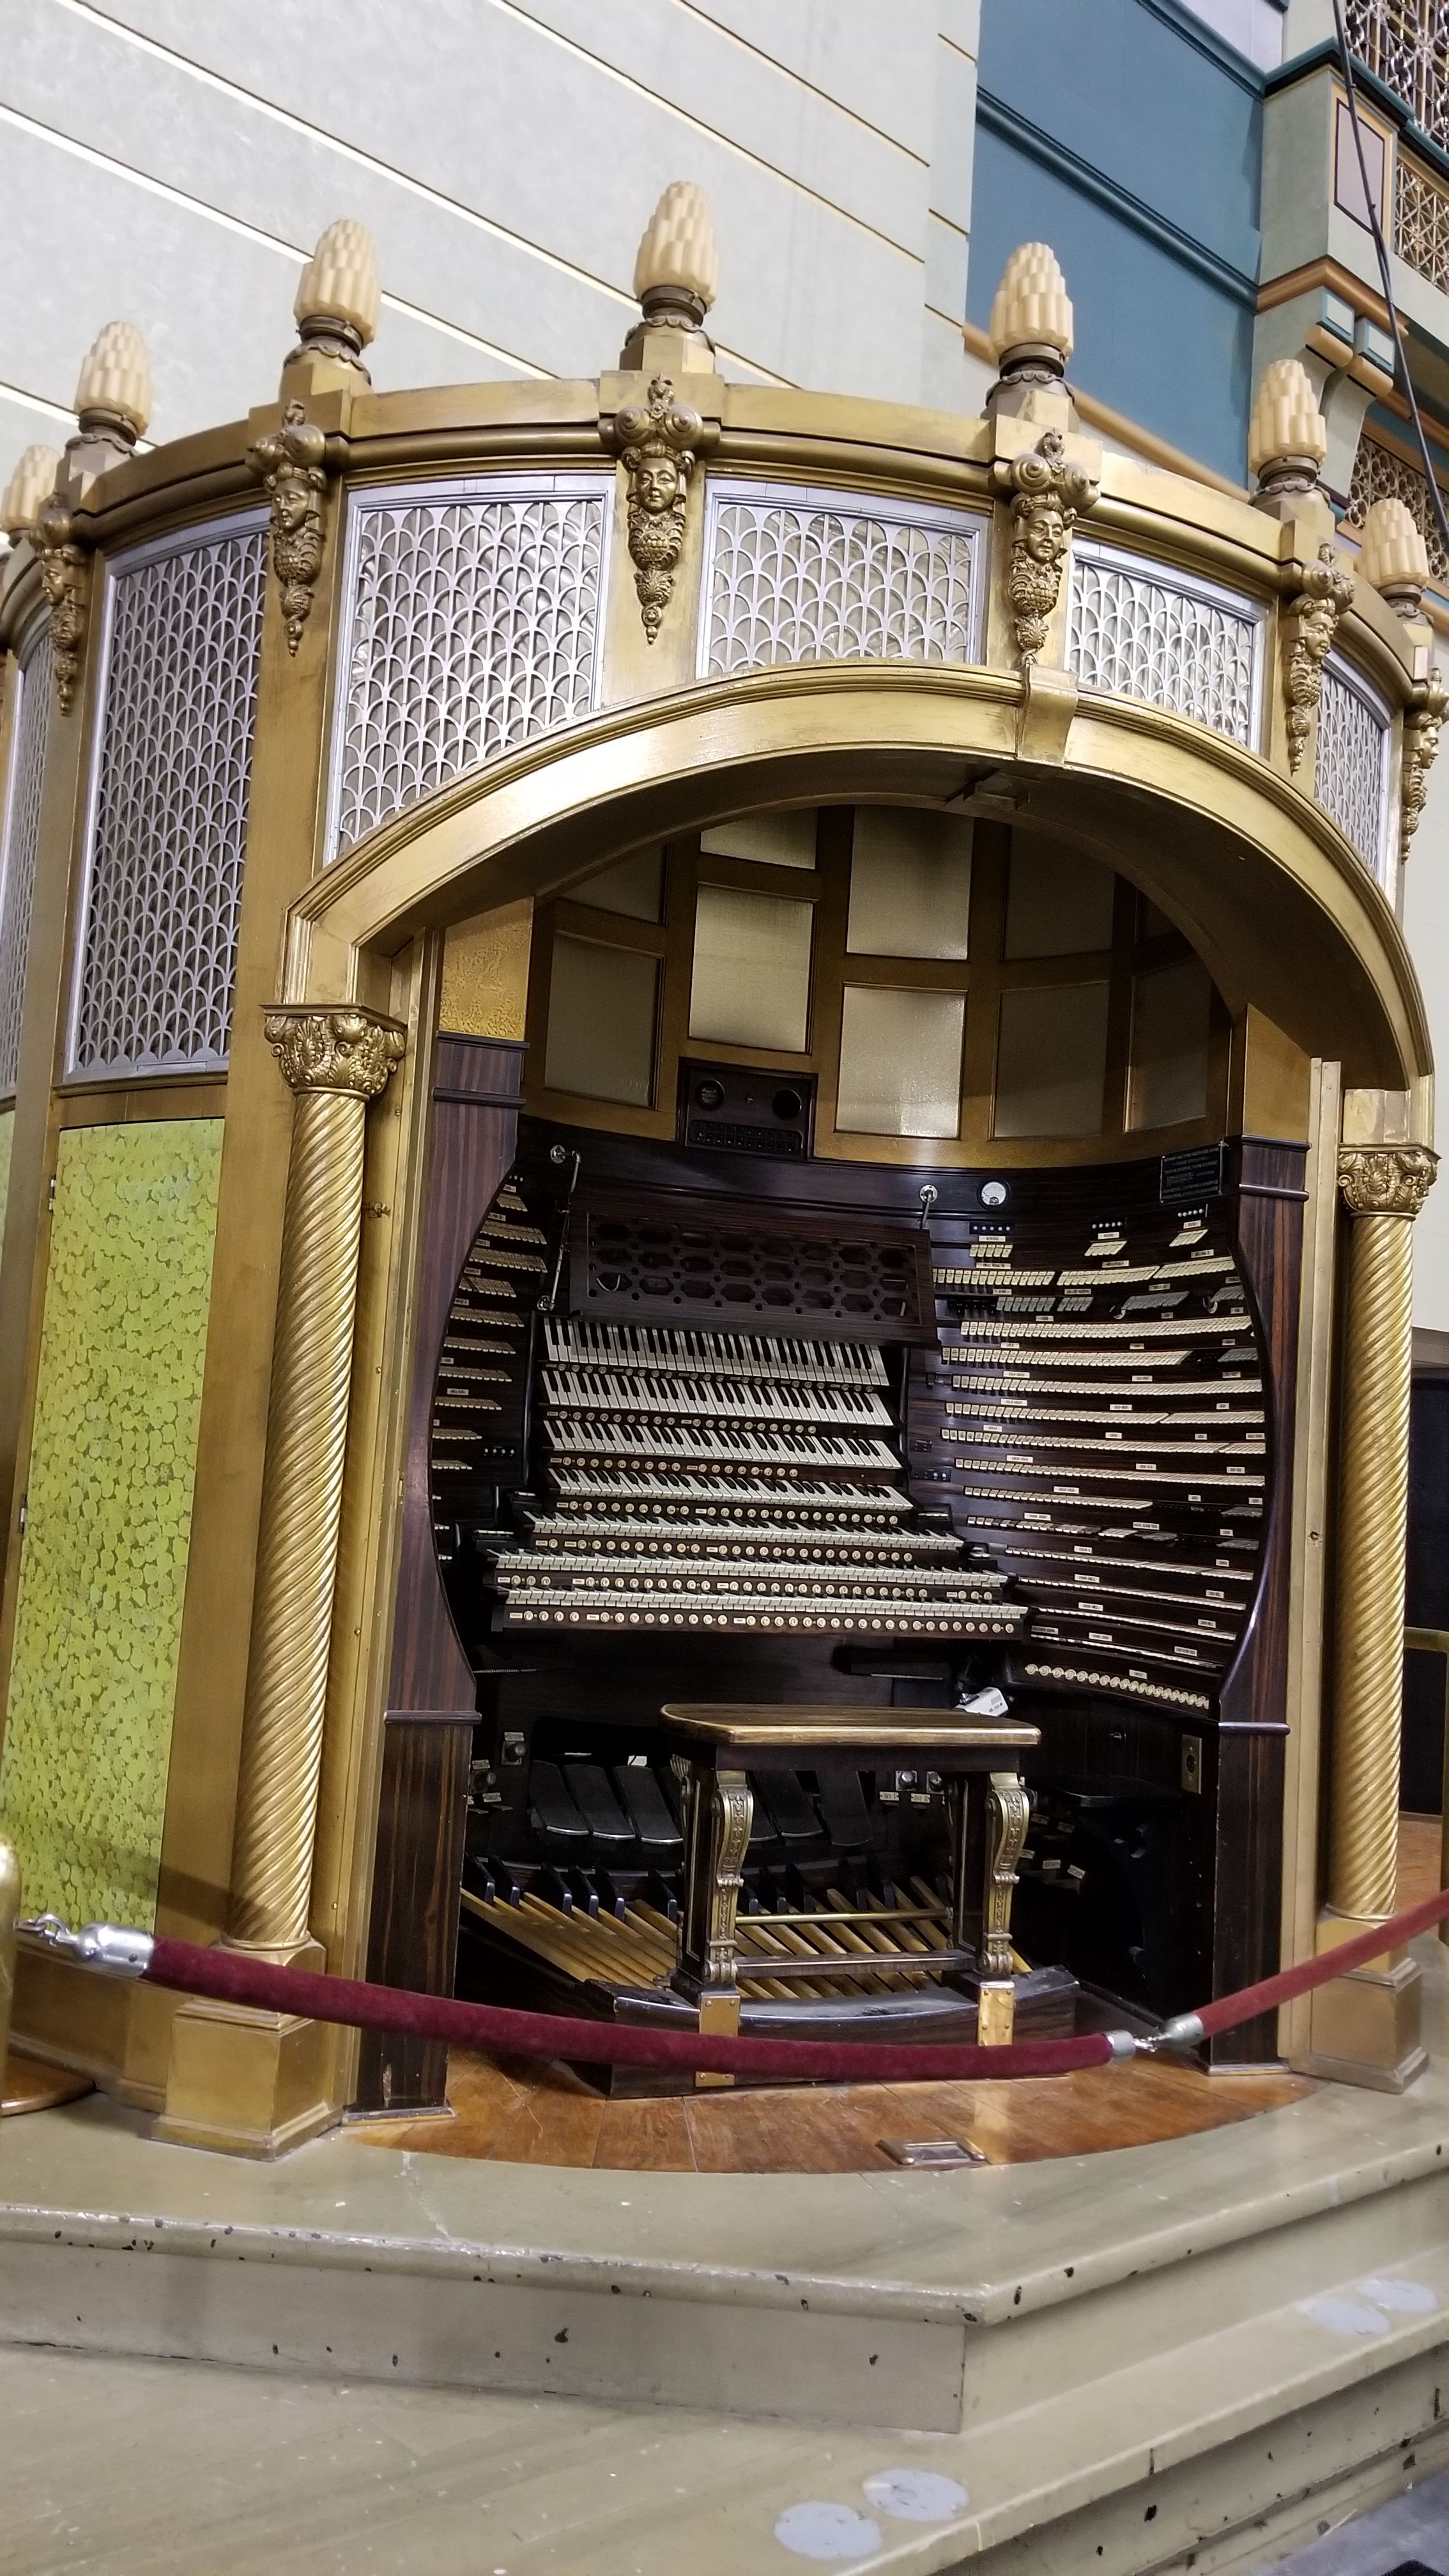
[410,1091,1296,2094]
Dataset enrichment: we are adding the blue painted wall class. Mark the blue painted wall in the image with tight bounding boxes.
[970,0,1264,480]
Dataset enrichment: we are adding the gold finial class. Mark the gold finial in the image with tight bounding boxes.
[1360,494,1430,617]
[73,321,151,443]
[1248,358,1326,498]
[292,218,380,371]
[988,242,1074,383]
[632,181,719,331]
[1,444,61,539]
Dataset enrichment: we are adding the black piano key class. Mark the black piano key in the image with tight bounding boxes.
[755,1770,824,1843]
[816,1768,875,1851]
[563,1761,638,1845]
[613,1765,684,1853]
[528,1761,590,1846]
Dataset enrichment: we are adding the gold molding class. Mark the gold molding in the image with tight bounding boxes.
[246,402,335,656]
[1401,670,1446,863]
[30,496,89,715]
[1338,1141,1438,1216]
[264,1004,406,1098]
[607,374,709,644]
[992,429,1098,668]
[1283,544,1356,776]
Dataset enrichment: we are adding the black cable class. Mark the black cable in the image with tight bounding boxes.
[1331,0,1449,566]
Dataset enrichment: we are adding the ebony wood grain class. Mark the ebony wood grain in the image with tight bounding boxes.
[355,1032,525,2115]
[358,1713,474,2113]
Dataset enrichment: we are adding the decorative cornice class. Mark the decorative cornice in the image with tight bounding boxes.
[1338,1142,1438,1216]
[992,429,1099,668]
[245,401,339,655]
[264,1005,406,1098]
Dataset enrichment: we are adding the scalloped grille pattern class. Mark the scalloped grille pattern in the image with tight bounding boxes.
[1317,662,1390,881]
[72,529,266,1077]
[334,491,608,855]
[1068,555,1259,746]
[0,631,52,1096]
[703,496,980,675]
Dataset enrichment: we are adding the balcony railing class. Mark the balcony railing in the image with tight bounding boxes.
[1395,143,1449,284]
[1347,0,1449,151]
[1347,428,1449,586]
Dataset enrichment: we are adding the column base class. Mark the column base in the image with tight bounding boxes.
[1294,1912,1427,2094]
[155,1945,345,2156]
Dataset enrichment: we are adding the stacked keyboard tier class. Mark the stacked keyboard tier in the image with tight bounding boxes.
[905,1198,1266,1713]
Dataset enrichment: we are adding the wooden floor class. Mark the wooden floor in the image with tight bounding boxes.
[349,1818,1444,2175]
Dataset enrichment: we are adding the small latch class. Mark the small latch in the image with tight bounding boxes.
[17,1491,26,1535]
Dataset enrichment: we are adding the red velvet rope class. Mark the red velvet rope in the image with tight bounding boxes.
[143,1882,1449,2084]
[144,1939,1111,2083]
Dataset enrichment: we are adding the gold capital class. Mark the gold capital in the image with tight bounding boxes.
[264,1004,405,1097]
[1338,1143,1438,1219]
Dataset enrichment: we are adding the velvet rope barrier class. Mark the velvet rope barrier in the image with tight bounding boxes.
[21,1880,1449,2085]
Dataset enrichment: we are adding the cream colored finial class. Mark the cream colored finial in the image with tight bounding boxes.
[74,322,151,441]
[1248,358,1326,496]
[1360,494,1430,616]
[293,218,380,367]
[988,243,1074,378]
[1,444,61,539]
[632,181,719,326]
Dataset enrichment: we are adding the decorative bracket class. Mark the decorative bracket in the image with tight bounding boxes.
[1283,542,1355,776]
[606,374,709,643]
[31,493,90,714]
[246,401,345,656]
[992,429,1098,668]
[1401,667,1447,864]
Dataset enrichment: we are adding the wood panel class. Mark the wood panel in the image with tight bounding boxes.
[354,1032,525,2115]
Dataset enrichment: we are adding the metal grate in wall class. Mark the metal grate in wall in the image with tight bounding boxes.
[1317,655,1392,887]
[700,481,984,677]
[1068,544,1262,749]
[70,521,266,1080]
[330,479,610,859]
[0,620,52,1097]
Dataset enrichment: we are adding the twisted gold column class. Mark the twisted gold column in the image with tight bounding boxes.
[226,1006,404,1957]
[1328,1144,1437,1925]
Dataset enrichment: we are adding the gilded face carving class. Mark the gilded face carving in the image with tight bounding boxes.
[1023,501,1066,566]
[635,454,684,515]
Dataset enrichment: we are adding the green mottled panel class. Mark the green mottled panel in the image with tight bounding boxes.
[0,1120,222,1928]
[0,1108,12,1248]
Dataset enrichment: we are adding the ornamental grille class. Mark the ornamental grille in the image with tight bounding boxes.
[1345,3,1449,151]
[71,524,266,1078]
[571,1192,936,1344]
[1395,150,1449,291]
[0,626,52,1096]
[702,484,983,677]
[1317,657,1391,883]
[332,483,608,857]
[1068,548,1261,747]
[1346,431,1449,587]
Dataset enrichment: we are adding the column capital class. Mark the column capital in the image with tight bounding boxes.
[1337,1143,1438,1219]
[263,1003,405,1098]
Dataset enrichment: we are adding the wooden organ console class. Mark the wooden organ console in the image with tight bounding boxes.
[359,1032,1301,2107]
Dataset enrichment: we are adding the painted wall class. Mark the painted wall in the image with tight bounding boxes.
[0,1120,222,1927]
[0,0,977,466]
[969,0,1263,479]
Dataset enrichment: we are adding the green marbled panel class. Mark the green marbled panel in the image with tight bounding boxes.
[0,1119,222,1928]
[0,1108,12,1248]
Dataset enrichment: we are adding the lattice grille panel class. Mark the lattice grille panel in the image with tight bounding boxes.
[1346,2,1449,150]
[1346,432,1449,586]
[333,486,608,855]
[1317,660,1391,882]
[703,488,981,676]
[1395,150,1449,289]
[0,629,52,1096]
[571,1194,935,1342]
[1068,551,1260,746]
[72,526,266,1078]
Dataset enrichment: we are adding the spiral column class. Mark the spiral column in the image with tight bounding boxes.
[226,1006,404,1958]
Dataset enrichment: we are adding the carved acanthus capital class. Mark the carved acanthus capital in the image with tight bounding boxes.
[1401,667,1448,862]
[264,1005,406,1098]
[607,374,708,643]
[992,429,1098,667]
[31,493,89,714]
[1338,1142,1438,1218]
[1283,542,1355,776]
[246,400,337,655]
